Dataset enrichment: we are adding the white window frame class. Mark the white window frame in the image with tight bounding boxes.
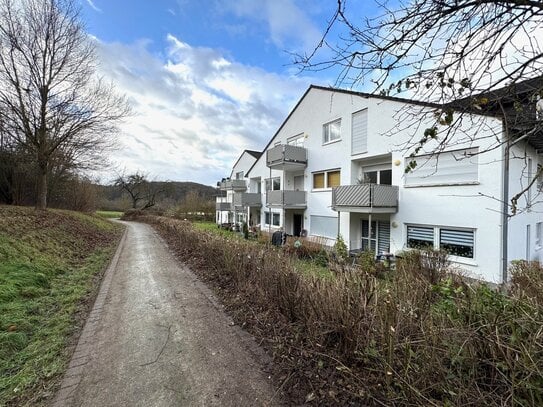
[265,211,280,226]
[312,169,341,191]
[265,177,281,191]
[406,224,475,260]
[322,118,341,144]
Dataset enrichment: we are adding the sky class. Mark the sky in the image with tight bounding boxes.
[80,0,375,185]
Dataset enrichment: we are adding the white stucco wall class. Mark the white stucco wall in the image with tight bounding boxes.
[244,86,539,282]
[507,142,543,266]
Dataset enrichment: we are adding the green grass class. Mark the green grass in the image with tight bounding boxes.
[95,210,124,219]
[193,221,243,239]
[192,221,332,278]
[0,206,123,406]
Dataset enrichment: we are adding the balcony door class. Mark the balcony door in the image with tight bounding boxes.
[294,175,304,191]
[361,220,391,254]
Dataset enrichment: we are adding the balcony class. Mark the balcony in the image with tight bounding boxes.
[219,179,247,191]
[233,193,262,208]
[215,197,232,211]
[266,190,306,208]
[266,144,307,170]
[332,184,398,213]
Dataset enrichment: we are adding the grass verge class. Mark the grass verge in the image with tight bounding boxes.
[0,206,123,406]
[95,210,124,219]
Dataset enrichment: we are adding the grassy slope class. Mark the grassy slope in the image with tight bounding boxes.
[0,206,123,406]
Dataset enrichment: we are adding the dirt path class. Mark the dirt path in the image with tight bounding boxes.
[52,221,279,407]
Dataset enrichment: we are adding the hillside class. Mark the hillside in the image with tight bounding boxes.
[96,181,218,211]
[0,206,123,406]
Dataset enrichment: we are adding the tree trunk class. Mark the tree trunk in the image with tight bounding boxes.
[36,164,47,210]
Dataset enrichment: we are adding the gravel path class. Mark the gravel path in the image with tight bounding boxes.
[52,221,279,407]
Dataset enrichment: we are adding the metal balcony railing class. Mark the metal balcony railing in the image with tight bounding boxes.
[233,193,262,208]
[266,190,306,208]
[332,184,398,212]
[219,179,247,191]
[266,144,307,169]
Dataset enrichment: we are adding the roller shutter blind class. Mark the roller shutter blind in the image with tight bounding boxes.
[351,109,368,155]
[310,215,337,238]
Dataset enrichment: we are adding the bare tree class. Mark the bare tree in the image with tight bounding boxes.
[0,0,130,210]
[296,0,543,211]
[114,171,163,210]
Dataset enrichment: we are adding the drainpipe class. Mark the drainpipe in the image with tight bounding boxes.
[269,165,272,235]
[501,125,510,286]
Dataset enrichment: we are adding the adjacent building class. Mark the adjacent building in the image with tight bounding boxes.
[217,82,543,283]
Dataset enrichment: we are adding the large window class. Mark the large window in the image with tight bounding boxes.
[407,226,434,249]
[313,169,341,190]
[404,147,479,187]
[440,229,474,258]
[265,177,280,191]
[265,212,280,226]
[407,224,475,259]
[310,215,337,238]
[361,169,392,185]
[323,119,341,144]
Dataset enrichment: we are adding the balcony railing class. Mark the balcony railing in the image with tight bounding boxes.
[266,190,306,208]
[215,197,232,211]
[219,179,247,191]
[233,193,262,208]
[266,144,307,170]
[332,184,398,213]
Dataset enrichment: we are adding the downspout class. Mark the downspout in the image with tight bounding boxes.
[501,122,510,286]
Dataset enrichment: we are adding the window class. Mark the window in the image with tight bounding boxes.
[536,222,542,248]
[265,211,280,226]
[313,173,325,189]
[362,220,391,254]
[287,134,305,147]
[407,224,475,259]
[235,171,244,180]
[407,226,434,249]
[323,119,341,144]
[351,109,368,155]
[310,215,337,238]
[327,171,341,187]
[265,177,280,191]
[361,169,392,185]
[404,147,479,187]
[313,169,341,189]
[440,229,474,258]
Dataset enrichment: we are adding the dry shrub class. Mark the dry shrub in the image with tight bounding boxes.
[140,216,543,406]
[510,260,543,306]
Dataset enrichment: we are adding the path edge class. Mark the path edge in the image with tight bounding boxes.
[51,224,128,407]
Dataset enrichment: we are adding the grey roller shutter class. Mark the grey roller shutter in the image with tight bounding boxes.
[351,109,368,155]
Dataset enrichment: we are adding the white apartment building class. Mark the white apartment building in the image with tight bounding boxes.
[217,83,543,283]
[216,150,262,226]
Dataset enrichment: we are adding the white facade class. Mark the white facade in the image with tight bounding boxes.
[216,150,261,227]
[225,86,542,283]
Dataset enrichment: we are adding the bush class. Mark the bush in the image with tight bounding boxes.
[510,260,543,306]
[141,216,543,406]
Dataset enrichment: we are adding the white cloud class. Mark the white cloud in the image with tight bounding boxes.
[94,35,311,185]
[86,0,102,13]
[223,0,322,52]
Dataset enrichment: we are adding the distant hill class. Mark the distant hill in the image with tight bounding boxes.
[96,181,218,211]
